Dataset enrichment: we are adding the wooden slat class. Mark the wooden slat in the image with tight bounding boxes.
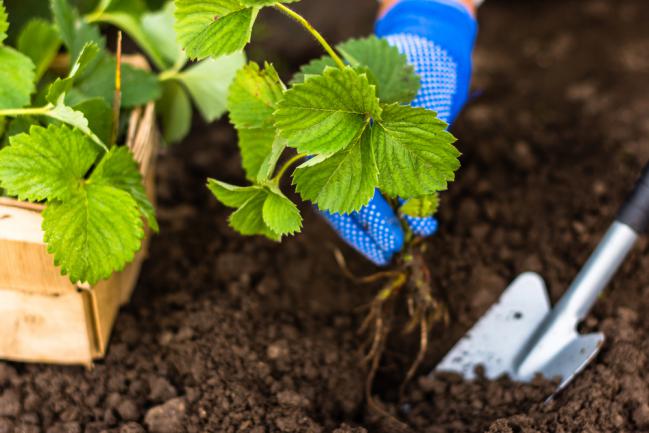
[0,289,93,365]
[0,206,75,295]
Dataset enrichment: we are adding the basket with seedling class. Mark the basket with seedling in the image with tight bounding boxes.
[0,0,242,365]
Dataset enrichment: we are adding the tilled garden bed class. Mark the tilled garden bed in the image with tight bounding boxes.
[1,0,649,432]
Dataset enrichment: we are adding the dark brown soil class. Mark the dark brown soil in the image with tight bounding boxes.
[2,0,649,432]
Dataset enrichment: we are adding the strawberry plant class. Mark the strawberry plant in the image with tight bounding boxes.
[172,0,461,397]
[0,0,160,285]
[0,0,244,285]
[170,1,459,235]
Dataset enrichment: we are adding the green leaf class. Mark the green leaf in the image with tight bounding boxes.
[337,36,420,104]
[207,180,300,240]
[92,0,169,70]
[91,146,158,232]
[291,55,337,84]
[74,56,161,107]
[1,0,9,44]
[262,186,301,236]
[101,0,147,14]
[207,179,260,208]
[228,188,279,240]
[227,61,285,180]
[70,41,102,76]
[293,62,379,95]
[47,42,100,104]
[3,116,34,140]
[176,51,246,122]
[174,0,244,43]
[228,61,284,129]
[174,0,244,42]
[47,100,107,150]
[41,44,108,150]
[240,0,299,5]
[72,97,113,145]
[0,124,99,202]
[274,66,381,155]
[256,134,286,181]
[236,129,288,182]
[158,80,192,144]
[42,182,144,285]
[50,0,76,50]
[400,193,439,218]
[292,130,377,213]
[16,19,62,81]
[291,37,420,104]
[141,1,184,68]
[208,180,278,239]
[51,0,105,62]
[0,46,35,109]
[371,103,459,198]
[174,0,258,60]
[121,63,162,107]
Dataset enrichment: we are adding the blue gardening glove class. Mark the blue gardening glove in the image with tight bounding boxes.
[321,0,478,266]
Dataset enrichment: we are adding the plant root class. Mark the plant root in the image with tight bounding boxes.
[334,243,449,415]
[359,273,401,420]
[398,247,449,398]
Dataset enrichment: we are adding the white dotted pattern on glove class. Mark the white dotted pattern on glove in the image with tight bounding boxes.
[404,214,439,236]
[357,202,400,251]
[385,33,458,123]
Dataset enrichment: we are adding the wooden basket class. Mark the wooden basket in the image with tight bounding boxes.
[0,103,159,366]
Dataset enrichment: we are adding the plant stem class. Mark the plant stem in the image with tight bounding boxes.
[111,31,123,147]
[273,153,306,183]
[158,69,180,82]
[273,4,346,70]
[158,53,187,81]
[0,106,51,117]
[84,11,102,24]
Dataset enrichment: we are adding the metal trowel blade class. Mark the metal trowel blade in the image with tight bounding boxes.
[435,272,551,380]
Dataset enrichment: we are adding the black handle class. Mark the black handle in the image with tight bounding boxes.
[617,163,649,234]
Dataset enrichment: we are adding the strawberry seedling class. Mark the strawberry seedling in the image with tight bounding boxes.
[0,0,244,286]
[0,0,161,285]
[173,0,461,398]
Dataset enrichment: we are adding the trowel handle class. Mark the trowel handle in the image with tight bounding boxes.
[618,163,649,234]
[555,163,648,321]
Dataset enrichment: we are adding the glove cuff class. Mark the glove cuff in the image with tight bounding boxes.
[379,0,477,18]
[375,0,477,61]
[375,0,477,123]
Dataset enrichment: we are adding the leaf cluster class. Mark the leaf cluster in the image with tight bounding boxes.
[174,0,300,60]
[86,0,245,143]
[177,6,462,241]
[0,0,160,285]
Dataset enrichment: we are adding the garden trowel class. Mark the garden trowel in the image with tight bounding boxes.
[436,163,649,396]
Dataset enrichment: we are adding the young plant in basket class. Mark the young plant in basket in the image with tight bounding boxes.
[0,0,244,286]
[173,0,460,395]
[0,0,163,286]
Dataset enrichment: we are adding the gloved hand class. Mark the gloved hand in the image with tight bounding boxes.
[320,0,478,266]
